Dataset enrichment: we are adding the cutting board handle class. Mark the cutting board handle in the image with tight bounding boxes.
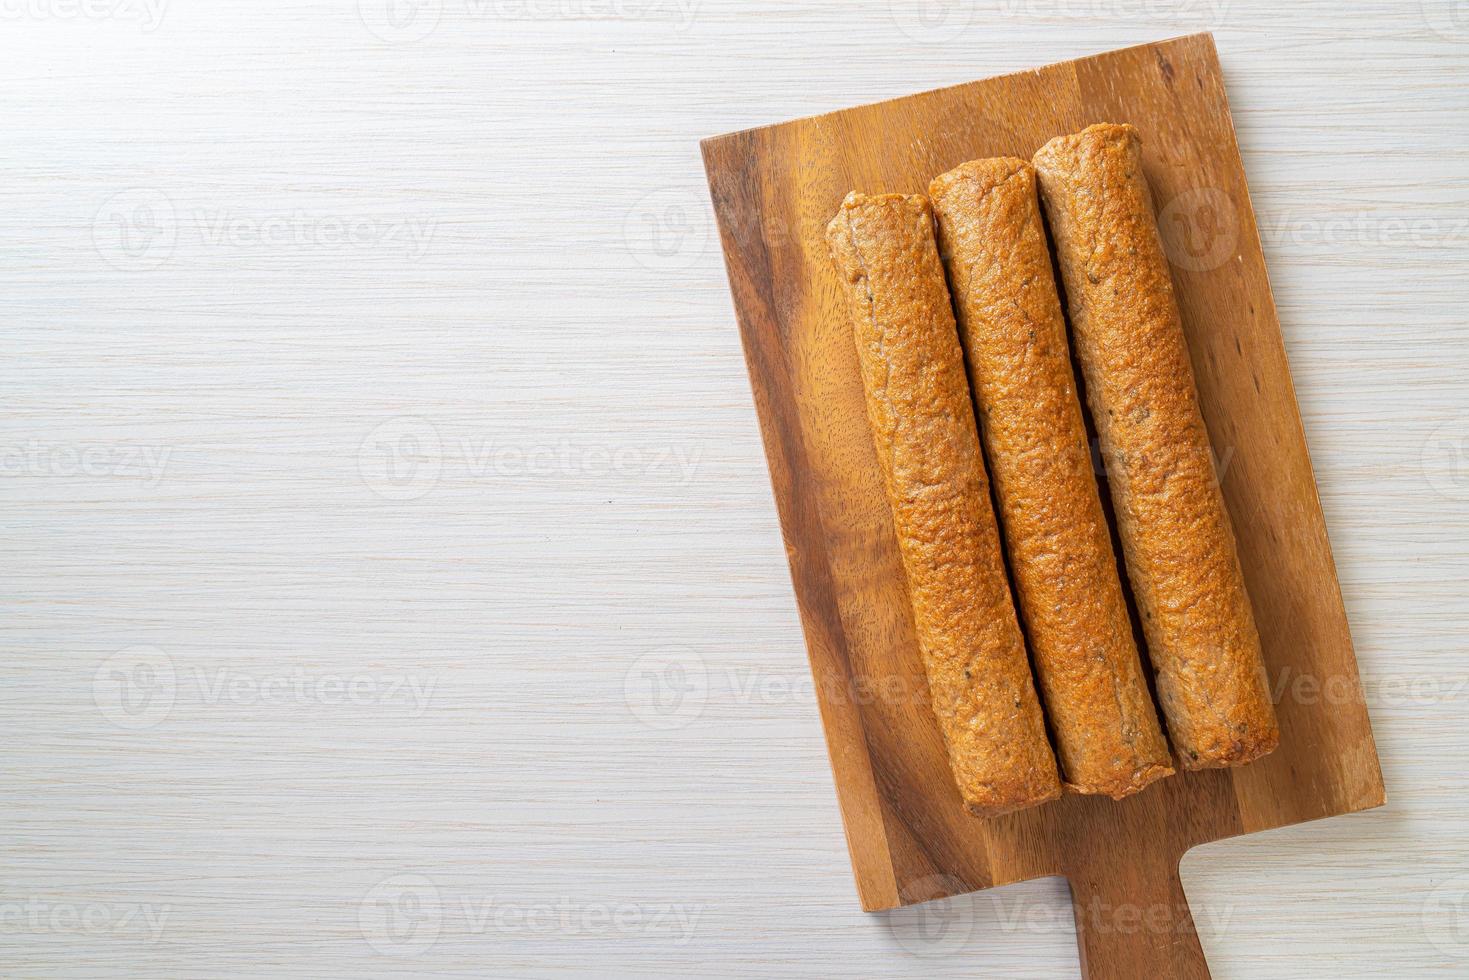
[1066,851,1210,979]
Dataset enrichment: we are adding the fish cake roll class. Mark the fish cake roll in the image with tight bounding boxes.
[1032,124,1280,768]
[930,158,1174,798]
[826,191,1062,815]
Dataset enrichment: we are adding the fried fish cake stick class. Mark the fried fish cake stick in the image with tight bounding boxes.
[930,158,1173,797]
[1032,125,1279,768]
[826,191,1062,816]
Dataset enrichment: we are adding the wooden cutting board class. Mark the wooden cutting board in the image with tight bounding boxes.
[700,33,1384,979]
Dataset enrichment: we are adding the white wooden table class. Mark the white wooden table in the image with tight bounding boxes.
[3,2,1467,976]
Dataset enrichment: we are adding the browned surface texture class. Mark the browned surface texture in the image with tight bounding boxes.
[824,192,1061,817]
[929,158,1173,799]
[1033,123,1279,770]
[702,33,1383,979]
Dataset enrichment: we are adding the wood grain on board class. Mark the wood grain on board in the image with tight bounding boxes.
[701,32,1384,979]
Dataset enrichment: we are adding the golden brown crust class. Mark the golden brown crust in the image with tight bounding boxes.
[930,158,1174,799]
[825,191,1062,816]
[1032,124,1280,769]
